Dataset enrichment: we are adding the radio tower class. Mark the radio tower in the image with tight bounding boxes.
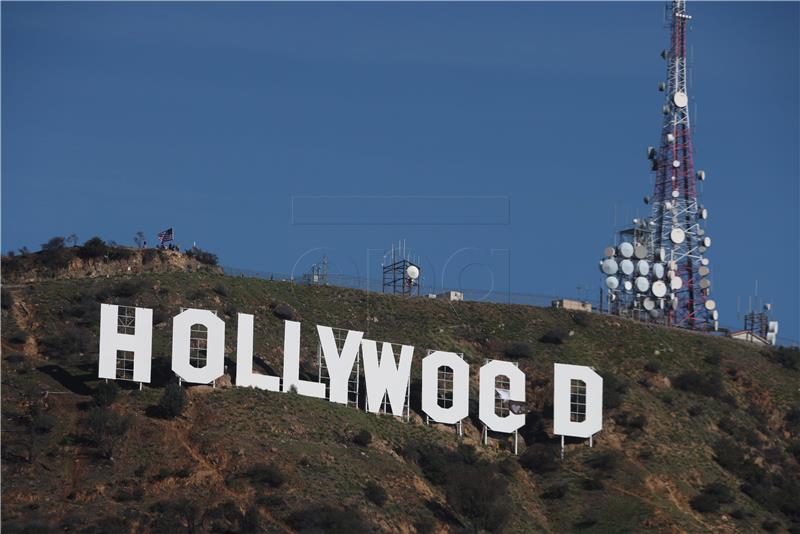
[649,0,715,330]
[597,0,717,331]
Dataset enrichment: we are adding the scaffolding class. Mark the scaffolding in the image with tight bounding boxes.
[317,327,361,408]
[382,240,421,296]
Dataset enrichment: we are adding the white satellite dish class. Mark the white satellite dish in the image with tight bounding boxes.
[610,293,617,302]
[667,133,675,143]
[668,260,677,271]
[672,160,681,168]
[700,208,708,219]
[606,276,619,290]
[637,260,650,276]
[704,299,716,311]
[673,91,688,108]
[672,190,680,198]
[670,228,686,244]
[698,228,705,236]
[699,278,711,289]
[703,236,712,247]
[698,266,710,277]
[652,280,667,298]
[635,277,650,293]
[406,265,420,280]
[697,170,706,181]
[711,310,719,320]
[665,201,673,210]
[604,246,615,257]
[653,263,665,279]
[699,246,707,253]
[658,248,666,262]
[671,298,679,310]
[624,280,633,292]
[650,309,662,319]
[634,245,647,259]
[701,258,709,266]
[620,259,635,276]
[768,321,779,334]
[618,242,634,258]
[643,298,655,311]
[601,259,618,275]
[670,276,683,290]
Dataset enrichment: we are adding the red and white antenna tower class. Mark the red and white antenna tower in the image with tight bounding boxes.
[598,0,717,331]
[649,0,715,330]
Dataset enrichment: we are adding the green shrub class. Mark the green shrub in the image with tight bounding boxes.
[213,284,229,297]
[572,312,592,327]
[672,370,724,399]
[158,384,186,418]
[1,288,13,310]
[768,347,799,370]
[94,382,119,407]
[518,444,559,474]
[364,480,387,506]
[644,361,661,373]
[540,484,567,499]
[287,505,369,533]
[689,493,720,513]
[247,463,286,488]
[186,246,218,266]
[78,237,108,259]
[504,341,534,359]
[86,407,131,458]
[540,329,568,344]
[353,429,372,447]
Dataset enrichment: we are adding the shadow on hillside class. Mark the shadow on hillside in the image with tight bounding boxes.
[37,364,94,396]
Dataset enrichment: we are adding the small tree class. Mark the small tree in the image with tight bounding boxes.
[66,234,79,247]
[94,381,119,407]
[86,407,131,459]
[158,383,187,418]
[364,481,387,506]
[41,236,65,251]
[79,237,108,259]
[353,429,372,447]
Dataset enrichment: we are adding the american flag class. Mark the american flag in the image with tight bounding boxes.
[157,227,174,244]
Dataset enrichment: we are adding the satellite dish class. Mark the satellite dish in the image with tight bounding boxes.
[673,91,688,108]
[699,246,707,253]
[698,266,710,277]
[406,265,420,280]
[697,228,705,236]
[647,147,656,159]
[650,309,662,319]
[618,242,634,258]
[670,228,686,244]
[711,310,719,320]
[637,260,650,275]
[671,298,679,310]
[701,258,709,266]
[768,321,779,334]
[671,190,680,198]
[704,299,716,311]
[604,246,615,257]
[697,170,706,181]
[643,298,656,311]
[658,82,666,92]
[667,133,675,143]
[624,280,633,292]
[700,208,708,219]
[601,259,618,275]
[620,259,635,276]
[635,277,650,293]
[665,201,673,210]
[703,236,712,248]
[644,196,651,204]
[634,245,647,259]
[672,160,681,168]
[653,263,665,279]
[663,105,670,115]
[658,248,666,262]
[668,260,677,271]
[606,276,619,290]
[610,293,617,302]
[670,276,683,290]
[652,280,667,298]
[699,278,711,289]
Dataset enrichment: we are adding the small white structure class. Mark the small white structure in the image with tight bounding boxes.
[437,291,464,302]
[551,299,592,313]
[729,330,770,346]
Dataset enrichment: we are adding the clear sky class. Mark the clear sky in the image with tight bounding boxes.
[2,2,798,343]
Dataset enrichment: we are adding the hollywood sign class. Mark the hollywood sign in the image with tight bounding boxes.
[98,304,603,440]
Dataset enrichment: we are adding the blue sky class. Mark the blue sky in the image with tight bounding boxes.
[2,2,798,343]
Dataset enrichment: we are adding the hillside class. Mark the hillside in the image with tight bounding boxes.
[2,270,799,533]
